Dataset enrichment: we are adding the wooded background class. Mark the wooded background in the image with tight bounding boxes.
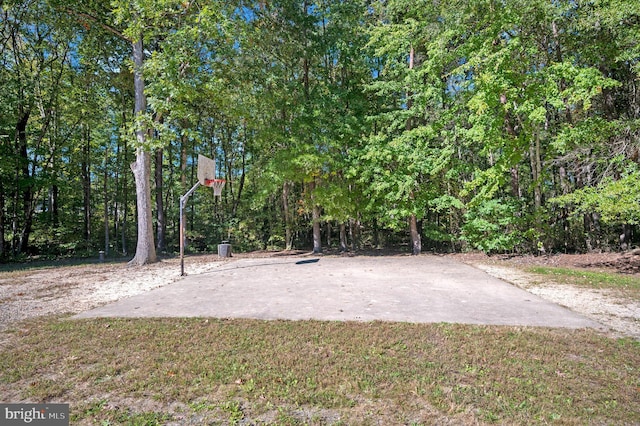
[2,0,639,262]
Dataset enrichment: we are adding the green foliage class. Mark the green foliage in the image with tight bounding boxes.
[460,199,523,253]
[2,0,640,257]
[552,170,640,226]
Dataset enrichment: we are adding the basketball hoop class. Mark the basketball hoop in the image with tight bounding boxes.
[180,154,223,276]
[205,178,226,197]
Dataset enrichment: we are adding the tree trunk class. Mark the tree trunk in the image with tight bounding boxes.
[584,213,593,252]
[115,102,128,256]
[372,217,381,250]
[339,223,347,252]
[309,180,322,254]
[409,213,421,255]
[155,148,166,253]
[282,181,293,250]
[128,38,157,266]
[510,167,521,198]
[0,181,4,257]
[530,133,543,211]
[50,184,59,227]
[17,110,32,254]
[129,149,157,265]
[406,46,420,255]
[82,125,91,248]
[620,224,632,250]
[103,150,109,256]
[349,218,359,252]
[180,133,188,191]
[558,165,571,251]
[232,142,246,217]
[312,204,322,254]
[120,135,128,256]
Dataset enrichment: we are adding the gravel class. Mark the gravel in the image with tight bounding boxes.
[472,263,640,340]
[0,257,221,331]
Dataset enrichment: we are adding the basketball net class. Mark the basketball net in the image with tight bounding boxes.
[205,179,226,197]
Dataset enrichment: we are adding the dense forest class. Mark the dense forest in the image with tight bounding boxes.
[1,0,639,262]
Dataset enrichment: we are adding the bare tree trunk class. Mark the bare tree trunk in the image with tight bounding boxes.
[116,100,128,256]
[180,133,188,191]
[339,223,347,252]
[406,46,421,255]
[282,181,293,250]
[309,180,322,254]
[312,205,322,253]
[82,125,91,249]
[103,147,109,255]
[128,38,157,266]
[11,178,18,255]
[372,217,380,249]
[155,148,166,253]
[0,181,4,257]
[50,184,59,227]
[510,167,521,198]
[17,111,33,254]
[558,165,570,251]
[349,218,360,252]
[130,149,156,265]
[409,214,421,255]
[232,141,246,217]
[620,224,632,250]
[121,142,128,256]
[584,213,593,252]
[530,133,543,211]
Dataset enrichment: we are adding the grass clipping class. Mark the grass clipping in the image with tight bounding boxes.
[1,317,639,425]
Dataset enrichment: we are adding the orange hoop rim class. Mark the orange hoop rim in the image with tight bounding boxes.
[204,178,226,186]
[205,178,226,196]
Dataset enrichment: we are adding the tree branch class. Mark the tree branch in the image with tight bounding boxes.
[65,8,129,42]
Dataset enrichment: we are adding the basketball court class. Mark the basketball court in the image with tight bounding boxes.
[76,254,604,330]
[76,155,605,328]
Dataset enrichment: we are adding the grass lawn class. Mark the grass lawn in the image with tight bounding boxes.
[1,316,639,425]
[525,266,640,299]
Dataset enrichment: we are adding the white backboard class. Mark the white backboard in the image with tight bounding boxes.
[197,154,215,185]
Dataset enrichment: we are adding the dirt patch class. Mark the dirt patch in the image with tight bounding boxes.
[449,249,640,273]
[0,251,299,333]
[0,255,225,332]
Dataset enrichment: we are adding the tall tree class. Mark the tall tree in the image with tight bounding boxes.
[127,36,156,265]
[60,0,207,265]
[1,0,76,254]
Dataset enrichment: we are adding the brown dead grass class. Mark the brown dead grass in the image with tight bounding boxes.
[0,316,638,425]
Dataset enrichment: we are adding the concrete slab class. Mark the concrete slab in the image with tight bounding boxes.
[76,255,604,329]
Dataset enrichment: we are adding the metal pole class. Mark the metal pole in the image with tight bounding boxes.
[180,182,201,276]
[180,196,185,276]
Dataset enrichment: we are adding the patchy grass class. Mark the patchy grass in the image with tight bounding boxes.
[1,316,639,425]
[526,266,640,298]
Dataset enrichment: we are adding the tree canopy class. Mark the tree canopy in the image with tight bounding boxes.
[1,0,639,261]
